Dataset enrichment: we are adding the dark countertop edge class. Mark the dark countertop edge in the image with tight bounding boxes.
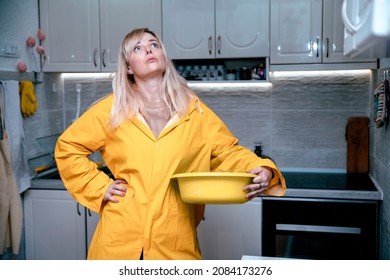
[281,188,383,201]
[30,179,66,190]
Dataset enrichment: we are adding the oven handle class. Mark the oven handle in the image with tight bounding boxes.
[276,224,361,234]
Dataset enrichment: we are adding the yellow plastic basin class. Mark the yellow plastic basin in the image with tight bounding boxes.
[171,172,256,204]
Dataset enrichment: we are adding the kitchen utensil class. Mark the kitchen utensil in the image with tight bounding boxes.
[345,116,369,173]
[171,172,256,204]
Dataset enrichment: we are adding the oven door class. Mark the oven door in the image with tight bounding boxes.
[262,197,379,260]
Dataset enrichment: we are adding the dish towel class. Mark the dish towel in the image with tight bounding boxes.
[0,87,23,255]
[373,79,389,128]
[1,80,31,193]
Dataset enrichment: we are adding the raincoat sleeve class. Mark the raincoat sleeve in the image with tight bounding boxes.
[55,96,114,213]
[200,102,286,196]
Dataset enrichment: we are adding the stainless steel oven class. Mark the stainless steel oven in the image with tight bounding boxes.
[261,172,381,260]
[262,197,380,260]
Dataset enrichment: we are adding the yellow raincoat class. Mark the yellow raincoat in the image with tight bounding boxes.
[55,94,286,260]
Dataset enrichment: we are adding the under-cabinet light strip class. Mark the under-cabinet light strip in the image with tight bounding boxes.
[187,82,273,88]
[271,69,371,78]
[61,70,371,87]
[61,73,113,79]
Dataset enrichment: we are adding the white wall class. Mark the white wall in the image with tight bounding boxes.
[0,0,39,72]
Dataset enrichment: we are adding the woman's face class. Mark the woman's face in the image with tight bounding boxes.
[127,32,166,80]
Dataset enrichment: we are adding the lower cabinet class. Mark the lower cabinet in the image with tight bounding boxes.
[24,189,99,260]
[197,199,262,260]
[24,188,261,260]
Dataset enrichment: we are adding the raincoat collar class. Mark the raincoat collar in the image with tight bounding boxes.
[132,96,202,141]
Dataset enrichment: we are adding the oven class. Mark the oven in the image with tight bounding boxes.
[261,172,381,260]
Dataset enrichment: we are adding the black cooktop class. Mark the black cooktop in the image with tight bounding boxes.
[281,172,377,191]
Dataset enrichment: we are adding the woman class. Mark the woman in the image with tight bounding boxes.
[55,28,286,260]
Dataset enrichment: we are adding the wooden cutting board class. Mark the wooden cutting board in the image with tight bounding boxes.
[346,117,369,173]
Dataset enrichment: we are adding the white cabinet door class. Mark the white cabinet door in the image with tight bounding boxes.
[197,199,262,260]
[215,0,269,58]
[40,0,161,72]
[162,0,214,59]
[162,0,269,59]
[323,0,348,63]
[270,0,376,65]
[40,0,100,72]
[270,0,323,64]
[99,0,162,72]
[24,190,86,260]
[322,0,376,63]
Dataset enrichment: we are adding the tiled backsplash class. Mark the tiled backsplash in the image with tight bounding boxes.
[194,70,370,171]
[1,70,371,172]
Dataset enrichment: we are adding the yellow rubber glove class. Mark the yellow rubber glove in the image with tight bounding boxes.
[19,80,38,118]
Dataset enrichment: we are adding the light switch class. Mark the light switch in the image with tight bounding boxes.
[0,40,19,58]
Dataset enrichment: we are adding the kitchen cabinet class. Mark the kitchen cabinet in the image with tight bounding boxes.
[39,0,161,72]
[197,199,262,260]
[162,0,269,59]
[24,189,99,260]
[270,0,376,65]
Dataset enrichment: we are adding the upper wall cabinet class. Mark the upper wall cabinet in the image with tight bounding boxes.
[270,0,375,65]
[40,0,161,72]
[162,0,269,60]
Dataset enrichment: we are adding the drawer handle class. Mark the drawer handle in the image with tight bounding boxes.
[76,203,82,216]
[276,223,361,234]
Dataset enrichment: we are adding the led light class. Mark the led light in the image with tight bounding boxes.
[271,69,371,78]
[187,81,272,89]
[61,73,113,79]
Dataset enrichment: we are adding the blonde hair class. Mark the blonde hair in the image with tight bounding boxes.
[110,28,195,128]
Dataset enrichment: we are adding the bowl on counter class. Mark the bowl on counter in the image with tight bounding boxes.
[171,172,256,204]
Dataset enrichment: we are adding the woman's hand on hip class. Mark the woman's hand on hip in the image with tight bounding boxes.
[103,179,127,203]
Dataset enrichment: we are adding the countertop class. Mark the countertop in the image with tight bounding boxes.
[274,172,383,201]
[30,178,66,190]
[30,171,383,201]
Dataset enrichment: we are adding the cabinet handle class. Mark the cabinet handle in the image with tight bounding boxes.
[93,48,98,67]
[208,35,212,55]
[88,209,92,217]
[76,203,81,216]
[316,37,320,58]
[325,37,329,58]
[102,49,107,68]
[217,35,221,55]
